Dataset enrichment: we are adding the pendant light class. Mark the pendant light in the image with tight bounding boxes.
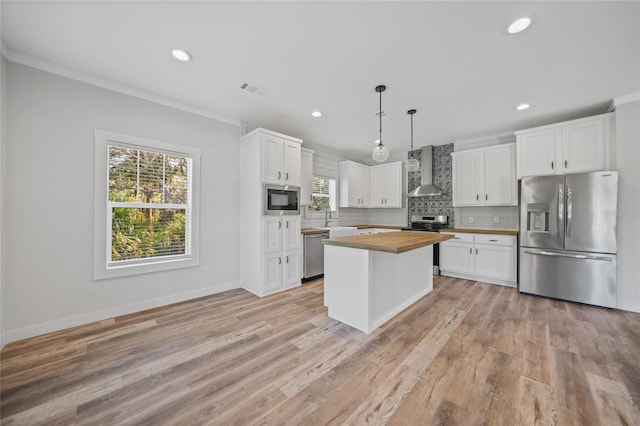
[405,109,420,172]
[372,85,390,162]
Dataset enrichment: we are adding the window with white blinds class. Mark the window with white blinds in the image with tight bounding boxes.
[94,130,201,279]
[108,145,191,264]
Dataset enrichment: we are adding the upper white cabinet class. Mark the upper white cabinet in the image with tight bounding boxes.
[340,160,402,209]
[515,113,612,178]
[369,161,403,208]
[300,148,314,206]
[452,144,517,207]
[339,161,370,208]
[261,132,302,186]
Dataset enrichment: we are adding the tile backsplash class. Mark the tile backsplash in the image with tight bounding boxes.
[408,143,455,227]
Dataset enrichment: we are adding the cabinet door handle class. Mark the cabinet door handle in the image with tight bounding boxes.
[476,194,479,201]
[278,221,282,229]
[285,220,289,228]
[278,257,282,265]
[476,248,479,255]
[285,172,289,180]
[453,237,460,240]
[278,171,281,179]
[489,239,498,242]
[551,161,554,170]
[469,247,472,254]
[564,160,568,168]
[485,194,488,201]
[286,256,289,263]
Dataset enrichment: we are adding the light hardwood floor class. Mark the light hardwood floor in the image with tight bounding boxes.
[2,276,639,425]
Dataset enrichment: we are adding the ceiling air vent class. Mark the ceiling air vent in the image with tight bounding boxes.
[374,110,392,119]
[240,81,267,95]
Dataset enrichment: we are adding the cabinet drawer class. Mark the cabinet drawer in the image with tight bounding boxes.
[475,234,514,246]
[442,233,474,243]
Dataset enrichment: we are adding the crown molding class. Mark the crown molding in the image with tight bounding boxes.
[453,130,516,152]
[609,92,640,111]
[3,48,241,127]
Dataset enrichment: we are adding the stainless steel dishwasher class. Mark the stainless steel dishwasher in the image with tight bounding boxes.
[303,232,329,280]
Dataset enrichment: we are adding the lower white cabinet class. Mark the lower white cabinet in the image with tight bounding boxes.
[440,232,516,287]
[263,250,300,291]
[356,228,396,235]
[241,216,301,297]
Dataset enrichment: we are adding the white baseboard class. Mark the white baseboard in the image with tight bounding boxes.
[1,281,240,347]
[440,271,517,288]
[617,301,640,314]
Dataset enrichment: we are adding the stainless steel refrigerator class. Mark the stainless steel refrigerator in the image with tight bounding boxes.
[519,171,618,307]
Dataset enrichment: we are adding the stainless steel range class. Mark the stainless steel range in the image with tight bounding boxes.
[403,215,449,274]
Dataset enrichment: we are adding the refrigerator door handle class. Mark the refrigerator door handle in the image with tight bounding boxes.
[557,184,563,235]
[523,249,613,262]
[566,186,573,238]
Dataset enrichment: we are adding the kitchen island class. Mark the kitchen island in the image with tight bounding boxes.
[323,231,453,333]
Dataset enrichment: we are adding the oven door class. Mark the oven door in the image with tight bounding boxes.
[264,185,300,215]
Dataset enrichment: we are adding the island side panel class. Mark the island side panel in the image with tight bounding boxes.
[324,245,370,333]
[369,245,433,332]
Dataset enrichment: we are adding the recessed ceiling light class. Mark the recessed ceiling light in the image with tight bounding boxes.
[516,103,531,111]
[311,110,322,118]
[171,48,192,62]
[508,18,531,34]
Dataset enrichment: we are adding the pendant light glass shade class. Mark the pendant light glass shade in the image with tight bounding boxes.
[372,85,390,163]
[405,109,420,172]
[372,143,390,162]
[406,157,420,172]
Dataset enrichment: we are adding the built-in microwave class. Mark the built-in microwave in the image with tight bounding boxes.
[264,184,300,215]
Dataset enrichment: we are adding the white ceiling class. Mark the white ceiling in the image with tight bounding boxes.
[2,1,639,159]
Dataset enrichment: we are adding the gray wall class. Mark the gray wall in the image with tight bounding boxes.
[3,63,241,342]
[615,100,640,312]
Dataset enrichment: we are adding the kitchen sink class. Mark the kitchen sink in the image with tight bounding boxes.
[317,226,358,238]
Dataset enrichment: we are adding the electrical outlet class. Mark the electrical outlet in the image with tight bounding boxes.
[468,217,474,223]
[203,266,210,276]
[494,216,500,223]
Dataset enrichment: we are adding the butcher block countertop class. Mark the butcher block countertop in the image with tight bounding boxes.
[301,224,405,235]
[300,228,331,235]
[440,228,519,236]
[323,231,453,254]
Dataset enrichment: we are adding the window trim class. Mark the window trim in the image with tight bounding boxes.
[305,175,339,218]
[93,129,201,280]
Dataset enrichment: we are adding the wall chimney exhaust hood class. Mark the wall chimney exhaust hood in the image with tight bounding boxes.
[407,146,442,197]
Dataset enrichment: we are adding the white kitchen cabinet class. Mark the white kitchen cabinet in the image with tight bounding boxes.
[440,232,516,287]
[452,144,517,207]
[259,216,301,293]
[262,216,283,254]
[239,128,303,297]
[357,228,397,235]
[516,113,611,178]
[300,148,314,206]
[262,216,300,253]
[339,161,370,208]
[261,132,302,186]
[370,162,403,208]
[439,240,474,274]
[282,216,301,251]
